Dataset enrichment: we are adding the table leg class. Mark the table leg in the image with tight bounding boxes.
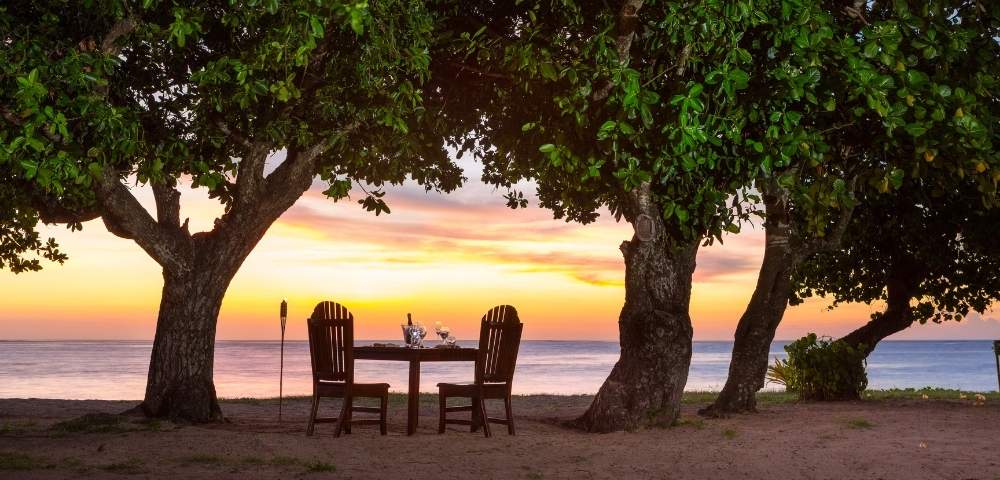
[407,360,420,435]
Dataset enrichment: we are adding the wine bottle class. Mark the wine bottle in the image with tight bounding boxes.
[407,313,413,326]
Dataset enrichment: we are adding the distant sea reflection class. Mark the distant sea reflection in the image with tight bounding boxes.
[0,340,996,400]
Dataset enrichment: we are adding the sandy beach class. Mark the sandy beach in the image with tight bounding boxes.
[1,391,998,479]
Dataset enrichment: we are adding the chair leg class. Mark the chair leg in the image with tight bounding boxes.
[479,397,491,438]
[343,395,353,434]
[470,399,480,432]
[504,396,515,435]
[380,394,388,436]
[438,392,447,434]
[306,393,320,436]
[334,395,349,438]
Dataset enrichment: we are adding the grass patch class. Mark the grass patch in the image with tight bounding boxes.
[0,451,54,471]
[179,454,227,465]
[0,421,37,436]
[221,389,996,417]
[680,391,799,406]
[53,413,129,434]
[722,428,738,439]
[140,419,164,431]
[269,456,302,467]
[51,413,169,435]
[303,461,336,473]
[844,418,874,430]
[863,388,997,402]
[99,459,147,475]
[681,389,997,407]
[673,417,705,429]
[238,456,338,471]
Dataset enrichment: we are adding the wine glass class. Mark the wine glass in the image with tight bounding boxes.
[436,325,451,346]
[445,334,457,346]
[415,322,427,347]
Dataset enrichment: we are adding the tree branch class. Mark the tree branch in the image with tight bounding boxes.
[100,15,139,56]
[215,121,252,149]
[843,1,870,26]
[234,142,271,208]
[804,176,859,255]
[1,106,66,145]
[32,195,103,224]
[151,181,181,228]
[446,61,513,81]
[593,0,644,102]
[96,171,190,273]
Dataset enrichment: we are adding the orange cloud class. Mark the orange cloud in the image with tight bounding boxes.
[3,158,995,342]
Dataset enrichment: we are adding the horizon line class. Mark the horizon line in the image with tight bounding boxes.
[1,338,996,343]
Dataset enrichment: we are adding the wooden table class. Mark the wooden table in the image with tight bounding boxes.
[354,346,477,435]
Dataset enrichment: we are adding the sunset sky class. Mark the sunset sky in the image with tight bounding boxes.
[1,155,998,342]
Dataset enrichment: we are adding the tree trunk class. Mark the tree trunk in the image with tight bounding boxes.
[813,261,920,399]
[574,215,699,432]
[839,269,918,356]
[139,255,242,422]
[701,188,797,416]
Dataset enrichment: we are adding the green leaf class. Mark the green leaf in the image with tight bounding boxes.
[310,17,324,37]
[540,63,557,80]
[538,144,555,153]
[674,207,689,223]
[904,123,928,137]
[889,168,905,189]
[597,120,616,140]
[730,69,750,90]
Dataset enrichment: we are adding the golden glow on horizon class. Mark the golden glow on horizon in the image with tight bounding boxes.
[2,167,998,341]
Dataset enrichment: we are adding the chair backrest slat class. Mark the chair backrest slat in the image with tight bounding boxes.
[308,301,355,384]
[476,305,523,384]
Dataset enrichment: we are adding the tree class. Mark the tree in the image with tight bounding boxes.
[0,1,463,421]
[705,0,1000,414]
[790,179,1000,394]
[431,0,863,431]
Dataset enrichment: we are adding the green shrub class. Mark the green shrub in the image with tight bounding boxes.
[783,333,868,401]
[765,358,795,389]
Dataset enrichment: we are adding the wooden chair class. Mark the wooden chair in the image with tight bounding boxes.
[437,305,523,437]
[306,301,389,437]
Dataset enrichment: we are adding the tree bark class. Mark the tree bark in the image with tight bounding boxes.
[701,188,797,416]
[839,266,919,356]
[701,175,856,416]
[123,145,319,422]
[574,190,699,432]
[140,265,232,421]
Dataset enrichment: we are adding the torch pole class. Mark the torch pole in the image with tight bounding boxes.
[279,299,288,422]
[994,340,999,393]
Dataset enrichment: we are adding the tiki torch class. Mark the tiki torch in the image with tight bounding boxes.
[279,298,288,421]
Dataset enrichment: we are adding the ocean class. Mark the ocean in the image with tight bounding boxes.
[1,340,997,400]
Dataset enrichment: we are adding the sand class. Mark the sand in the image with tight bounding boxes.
[1,392,998,479]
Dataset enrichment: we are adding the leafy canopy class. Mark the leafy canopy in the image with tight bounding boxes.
[790,1,1000,326]
[433,0,998,247]
[792,180,1000,325]
[1,0,464,271]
